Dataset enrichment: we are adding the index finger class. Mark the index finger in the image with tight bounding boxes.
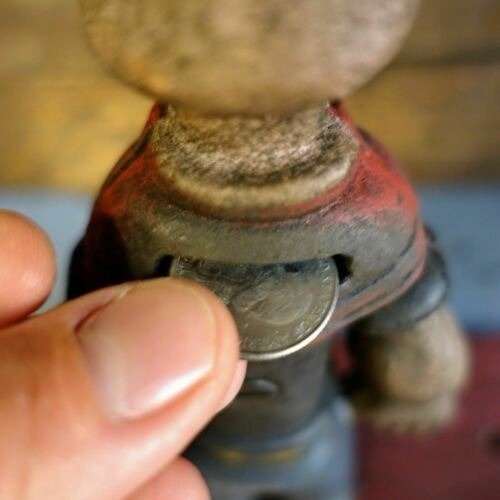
[0,210,56,327]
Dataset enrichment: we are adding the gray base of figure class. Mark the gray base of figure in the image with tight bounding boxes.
[186,398,355,500]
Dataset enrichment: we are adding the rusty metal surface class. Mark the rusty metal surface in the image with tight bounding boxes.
[5,186,496,330]
[152,104,357,217]
[75,102,426,332]
[353,229,449,334]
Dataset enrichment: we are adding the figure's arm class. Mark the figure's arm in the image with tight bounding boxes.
[346,233,469,432]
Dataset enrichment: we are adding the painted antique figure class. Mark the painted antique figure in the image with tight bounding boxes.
[70,1,469,498]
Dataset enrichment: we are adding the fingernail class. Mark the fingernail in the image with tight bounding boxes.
[77,280,217,420]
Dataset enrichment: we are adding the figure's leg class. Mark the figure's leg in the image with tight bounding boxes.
[187,396,355,500]
[346,230,469,432]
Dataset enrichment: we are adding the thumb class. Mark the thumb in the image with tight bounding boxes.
[0,278,243,500]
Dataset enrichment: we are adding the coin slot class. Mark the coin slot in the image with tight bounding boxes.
[171,256,339,361]
[333,254,353,284]
[284,263,301,274]
[154,255,174,277]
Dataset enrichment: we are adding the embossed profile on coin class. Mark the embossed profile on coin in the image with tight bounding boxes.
[170,258,339,361]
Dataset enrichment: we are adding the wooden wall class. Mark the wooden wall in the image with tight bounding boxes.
[0,0,498,193]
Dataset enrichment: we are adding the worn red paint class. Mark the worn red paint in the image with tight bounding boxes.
[84,101,426,310]
[95,101,419,228]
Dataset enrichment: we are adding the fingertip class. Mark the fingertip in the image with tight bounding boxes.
[162,278,244,413]
[130,458,210,500]
[218,359,247,412]
[0,210,56,326]
[169,277,241,371]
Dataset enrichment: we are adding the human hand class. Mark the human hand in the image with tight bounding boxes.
[0,210,246,499]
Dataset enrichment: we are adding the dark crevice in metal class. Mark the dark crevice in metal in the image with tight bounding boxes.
[154,255,174,277]
[333,254,354,285]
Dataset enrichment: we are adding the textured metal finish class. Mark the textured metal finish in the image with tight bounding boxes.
[187,397,355,500]
[67,0,471,498]
[67,91,468,494]
[80,0,419,115]
[152,104,357,217]
[73,103,427,334]
[353,231,449,334]
[208,341,336,441]
[170,258,339,361]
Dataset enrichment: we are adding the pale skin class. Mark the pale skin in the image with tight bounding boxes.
[0,210,246,499]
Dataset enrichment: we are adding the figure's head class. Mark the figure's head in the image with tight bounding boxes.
[81,0,419,116]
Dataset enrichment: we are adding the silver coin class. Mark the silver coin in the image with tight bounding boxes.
[170,258,339,361]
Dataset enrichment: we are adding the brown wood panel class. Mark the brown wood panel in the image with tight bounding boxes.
[348,63,500,182]
[0,0,152,193]
[400,0,500,63]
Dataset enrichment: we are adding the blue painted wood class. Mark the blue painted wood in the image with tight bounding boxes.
[420,186,500,333]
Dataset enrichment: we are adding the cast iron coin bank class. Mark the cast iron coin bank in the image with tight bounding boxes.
[69,1,470,498]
